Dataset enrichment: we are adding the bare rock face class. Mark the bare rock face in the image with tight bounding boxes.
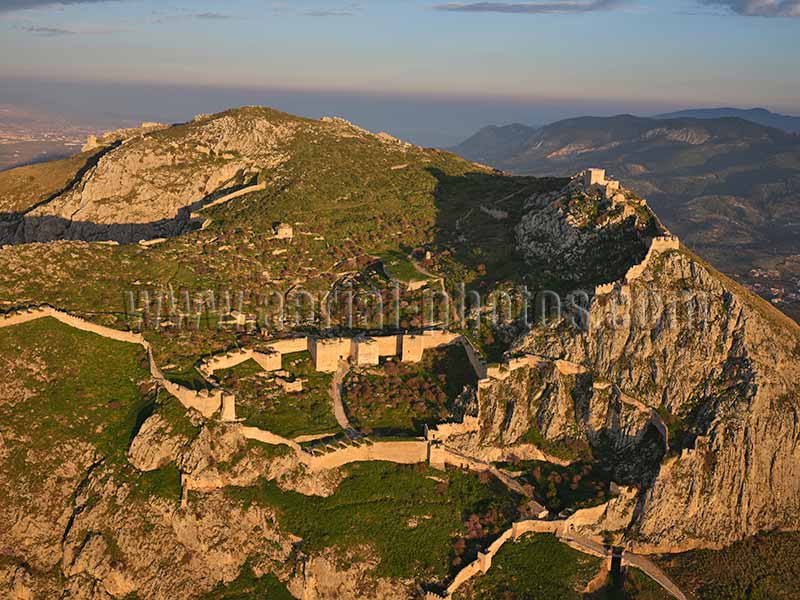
[127,414,190,472]
[515,178,651,285]
[5,107,422,246]
[509,184,800,552]
[9,108,300,244]
[473,359,665,483]
[289,547,416,600]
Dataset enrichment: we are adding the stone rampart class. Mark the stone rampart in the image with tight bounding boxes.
[266,337,310,356]
[239,426,302,453]
[446,520,564,597]
[426,416,480,442]
[374,334,401,357]
[0,305,224,418]
[200,349,254,375]
[401,334,425,362]
[252,349,281,371]
[310,337,353,372]
[594,235,679,297]
[459,337,488,380]
[594,282,616,297]
[306,440,429,472]
[194,182,267,215]
[201,347,282,377]
[352,337,380,366]
[625,235,680,283]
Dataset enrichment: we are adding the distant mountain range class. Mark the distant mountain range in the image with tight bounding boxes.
[655,107,800,134]
[453,112,800,320]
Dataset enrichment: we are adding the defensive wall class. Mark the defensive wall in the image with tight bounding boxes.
[200,329,468,377]
[0,305,224,418]
[190,181,268,218]
[594,235,681,298]
[0,305,685,599]
[428,507,684,600]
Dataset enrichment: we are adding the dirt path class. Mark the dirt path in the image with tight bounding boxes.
[329,359,355,432]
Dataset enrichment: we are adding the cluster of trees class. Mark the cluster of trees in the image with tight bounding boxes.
[663,531,800,600]
[344,359,452,427]
[518,461,610,513]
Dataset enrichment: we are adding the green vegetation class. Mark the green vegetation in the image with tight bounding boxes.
[0,317,154,474]
[225,462,520,580]
[0,149,101,214]
[0,317,196,509]
[377,250,428,282]
[521,423,592,463]
[454,534,601,600]
[217,352,339,439]
[658,531,800,600]
[588,569,672,600]
[130,464,182,503]
[202,564,294,600]
[507,459,613,513]
[342,345,477,435]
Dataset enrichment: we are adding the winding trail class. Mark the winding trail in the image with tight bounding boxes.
[329,359,354,432]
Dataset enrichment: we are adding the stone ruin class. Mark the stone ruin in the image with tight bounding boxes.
[584,168,621,199]
[274,223,294,240]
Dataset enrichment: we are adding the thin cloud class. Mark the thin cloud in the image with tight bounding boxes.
[304,9,355,16]
[150,10,234,24]
[269,2,361,17]
[0,0,116,13]
[18,22,122,34]
[193,12,232,20]
[433,0,630,13]
[20,24,73,34]
[699,0,800,16]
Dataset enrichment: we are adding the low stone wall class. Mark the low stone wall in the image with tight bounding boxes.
[459,337,488,380]
[266,337,310,356]
[445,520,563,597]
[305,440,429,472]
[595,235,680,297]
[426,416,480,442]
[240,426,302,453]
[191,181,267,217]
[625,235,680,283]
[0,305,222,418]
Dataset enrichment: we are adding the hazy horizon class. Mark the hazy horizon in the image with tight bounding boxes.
[2,0,800,146]
[3,76,799,148]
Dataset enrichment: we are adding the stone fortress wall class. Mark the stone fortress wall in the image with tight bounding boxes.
[0,312,684,595]
[582,168,681,298]
[199,329,465,377]
[426,505,685,600]
[0,305,225,418]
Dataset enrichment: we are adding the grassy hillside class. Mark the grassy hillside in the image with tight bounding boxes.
[0,149,100,215]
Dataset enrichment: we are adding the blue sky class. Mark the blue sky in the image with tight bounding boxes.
[1,0,798,144]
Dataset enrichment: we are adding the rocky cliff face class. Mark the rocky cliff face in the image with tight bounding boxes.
[11,109,298,244]
[498,179,800,552]
[1,108,422,246]
[515,179,653,286]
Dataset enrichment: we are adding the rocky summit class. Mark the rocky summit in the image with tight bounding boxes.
[0,107,798,600]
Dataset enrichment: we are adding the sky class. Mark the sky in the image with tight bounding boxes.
[1,0,799,145]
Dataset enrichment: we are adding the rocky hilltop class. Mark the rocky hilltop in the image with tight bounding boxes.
[453,114,800,322]
[0,106,799,599]
[447,171,800,553]
[0,108,416,245]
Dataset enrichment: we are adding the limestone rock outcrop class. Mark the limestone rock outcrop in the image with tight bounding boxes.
[506,179,800,552]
